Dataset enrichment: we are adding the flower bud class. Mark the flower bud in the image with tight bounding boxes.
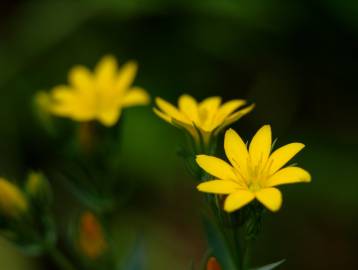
[0,178,28,219]
[78,211,107,259]
[207,257,222,270]
[26,172,52,205]
[34,91,51,112]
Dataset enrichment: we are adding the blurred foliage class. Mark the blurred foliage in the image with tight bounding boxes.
[0,0,357,269]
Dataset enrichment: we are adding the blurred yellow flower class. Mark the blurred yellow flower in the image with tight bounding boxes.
[43,55,150,126]
[78,211,107,259]
[154,95,254,144]
[0,178,28,218]
[196,125,311,212]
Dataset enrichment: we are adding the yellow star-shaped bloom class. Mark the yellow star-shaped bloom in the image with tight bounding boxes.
[154,95,254,144]
[197,125,311,212]
[42,55,150,126]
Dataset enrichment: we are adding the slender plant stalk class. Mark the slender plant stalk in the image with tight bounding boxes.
[233,226,245,270]
[48,247,78,270]
[242,239,251,270]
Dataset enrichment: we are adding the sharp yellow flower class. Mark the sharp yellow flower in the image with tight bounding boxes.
[43,55,150,126]
[78,211,107,259]
[196,125,311,212]
[154,95,254,144]
[0,178,28,218]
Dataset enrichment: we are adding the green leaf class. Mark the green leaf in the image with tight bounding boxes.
[251,259,285,270]
[121,237,145,270]
[202,215,237,270]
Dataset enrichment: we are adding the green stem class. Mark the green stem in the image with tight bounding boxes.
[48,247,78,270]
[242,238,251,270]
[199,249,212,270]
[232,227,241,270]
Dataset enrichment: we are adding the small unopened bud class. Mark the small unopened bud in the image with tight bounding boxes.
[207,257,222,270]
[34,91,51,113]
[0,178,28,219]
[26,172,52,205]
[78,211,107,259]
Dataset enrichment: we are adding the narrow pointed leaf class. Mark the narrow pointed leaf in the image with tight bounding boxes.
[250,259,285,270]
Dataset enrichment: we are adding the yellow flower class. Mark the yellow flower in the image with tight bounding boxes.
[154,95,254,144]
[78,211,107,259]
[196,125,311,212]
[0,178,28,218]
[44,55,150,126]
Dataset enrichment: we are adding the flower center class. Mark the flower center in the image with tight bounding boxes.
[248,182,261,192]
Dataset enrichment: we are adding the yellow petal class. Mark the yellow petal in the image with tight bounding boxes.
[95,55,117,89]
[218,99,246,120]
[153,108,171,123]
[268,143,305,174]
[178,94,198,121]
[199,96,221,111]
[97,109,121,126]
[266,167,311,187]
[196,155,236,180]
[224,129,249,178]
[155,97,188,123]
[198,97,221,129]
[68,66,93,91]
[122,87,150,107]
[225,104,255,123]
[255,188,282,212]
[52,85,74,100]
[50,85,96,120]
[216,104,255,134]
[224,189,255,212]
[116,60,138,91]
[197,180,240,194]
[249,125,272,169]
[50,86,77,115]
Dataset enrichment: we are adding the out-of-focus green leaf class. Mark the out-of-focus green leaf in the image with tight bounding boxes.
[0,0,97,87]
[202,216,237,270]
[121,237,145,270]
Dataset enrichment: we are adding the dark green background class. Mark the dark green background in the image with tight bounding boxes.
[0,0,357,269]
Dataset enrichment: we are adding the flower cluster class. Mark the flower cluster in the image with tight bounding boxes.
[154,82,311,270]
[154,97,311,213]
[0,54,311,270]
